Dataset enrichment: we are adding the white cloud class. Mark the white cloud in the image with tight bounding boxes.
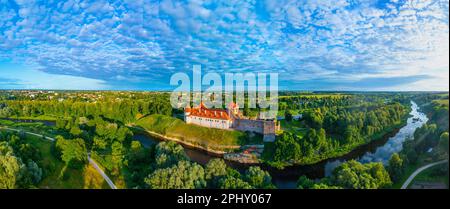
[0,0,448,90]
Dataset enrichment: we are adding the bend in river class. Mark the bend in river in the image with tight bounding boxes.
[324,101,428,176]
[134,101,428,189]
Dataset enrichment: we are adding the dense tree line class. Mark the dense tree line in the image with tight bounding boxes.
[54,136,88,170]
[279,95,356,111]
[279,93,411,113]
[142,141,276,189]
[54,116,134,177]
[297,160,392,189]
[0,93,172,124]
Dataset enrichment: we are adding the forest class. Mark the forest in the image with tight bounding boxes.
[392,93,449,188]
[0,91,274,188]
[263,94,409,168]
[0,129,275,189]
[0,91,173,123]
[295,93,449,189]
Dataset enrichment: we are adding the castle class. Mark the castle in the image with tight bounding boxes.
[184,102,280,142]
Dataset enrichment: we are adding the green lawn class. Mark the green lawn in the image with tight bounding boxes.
[135,114,263,151]
[279,120,308,138]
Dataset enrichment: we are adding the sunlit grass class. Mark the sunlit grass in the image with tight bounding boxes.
[433,99,449,107]
[135,114,263,150]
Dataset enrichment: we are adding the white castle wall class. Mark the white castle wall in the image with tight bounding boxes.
[185,115,232,130]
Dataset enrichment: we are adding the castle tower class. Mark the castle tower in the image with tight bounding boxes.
[184,106,192,123]
[227,102,239,116]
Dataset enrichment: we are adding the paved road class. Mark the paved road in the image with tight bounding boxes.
[87,153,117,189]
[0,126,117,189]
[0,126,56,141]
[401,159,448,189]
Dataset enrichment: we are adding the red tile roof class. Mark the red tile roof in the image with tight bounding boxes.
[185,102,231,120]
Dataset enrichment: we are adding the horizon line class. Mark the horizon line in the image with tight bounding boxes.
[0,89,449,93]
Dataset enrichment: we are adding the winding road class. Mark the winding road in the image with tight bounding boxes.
[0,126,117,189]
[401,159,448,189]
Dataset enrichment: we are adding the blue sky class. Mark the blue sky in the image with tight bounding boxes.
[0,0,449,91]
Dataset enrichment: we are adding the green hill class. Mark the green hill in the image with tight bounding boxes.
[135,114,262,151]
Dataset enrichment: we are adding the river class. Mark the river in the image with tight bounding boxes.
[324,101,428,176]
[4,101,427,189]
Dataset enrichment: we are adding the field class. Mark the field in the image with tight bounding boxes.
[135,114,263,151]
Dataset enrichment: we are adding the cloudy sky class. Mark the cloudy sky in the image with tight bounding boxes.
[0,0,448,90]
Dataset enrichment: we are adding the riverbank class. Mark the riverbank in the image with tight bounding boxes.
[129,126,239,155]
[130,125,267,164]
[263,118,408,169]
[134,114,263,150]
[130,103,411,167]
[129,115,407,167]
[223,145,264,164]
